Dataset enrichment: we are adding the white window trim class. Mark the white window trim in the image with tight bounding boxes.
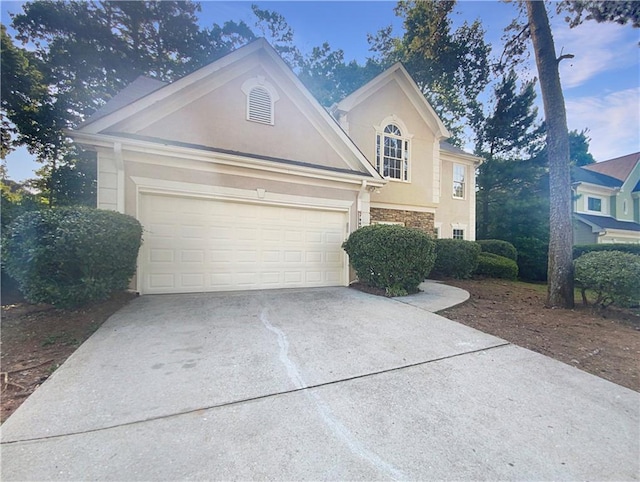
[585,195,605,214]
[453,163,466,200]
[374,115,413,183]
[241,76,280,126]
[450,223,468,240]
[434,222,442,239]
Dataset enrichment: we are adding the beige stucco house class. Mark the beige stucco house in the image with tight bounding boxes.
[71,39,481,295]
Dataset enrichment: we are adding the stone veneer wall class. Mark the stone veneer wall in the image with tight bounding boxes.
[370,208,435,234]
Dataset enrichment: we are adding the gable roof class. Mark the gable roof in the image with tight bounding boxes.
[73,38,384,182]
[332,62,450,140]
[575,213,640,232]
[82,76,167,128]
[571,165,623,188]
[582,152,640,182]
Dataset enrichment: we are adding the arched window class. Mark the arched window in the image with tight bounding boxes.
[241,77,280,126]
[376,123,410,181]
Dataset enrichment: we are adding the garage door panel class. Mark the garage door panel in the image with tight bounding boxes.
[140,194,347,293]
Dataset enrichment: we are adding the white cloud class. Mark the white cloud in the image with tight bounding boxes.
[566,87,640,161]
[553,20,638,89]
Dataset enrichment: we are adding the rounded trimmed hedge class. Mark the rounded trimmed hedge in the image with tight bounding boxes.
[574,250,640,308]
[474,252,518,280]
[4,207,143,308]
[476,239,517,261]
[431,238,481,279]
[342,224,435,296]
[573,243,640,259]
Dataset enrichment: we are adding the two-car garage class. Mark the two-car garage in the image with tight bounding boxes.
[138,193,349,294]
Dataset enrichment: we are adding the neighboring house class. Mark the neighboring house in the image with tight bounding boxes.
[71,39,481,295]
[572,152,640,244]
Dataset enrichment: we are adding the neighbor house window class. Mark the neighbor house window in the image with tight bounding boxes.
[453,229,464,240]
[453,164,465,199]
[241,76,279,126]
[376,124,409,181]
[587,196,602,212]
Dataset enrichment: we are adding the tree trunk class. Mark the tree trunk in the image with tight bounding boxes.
[525,1,574,308]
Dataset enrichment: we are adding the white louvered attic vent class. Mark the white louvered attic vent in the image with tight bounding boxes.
[248,87,273,125]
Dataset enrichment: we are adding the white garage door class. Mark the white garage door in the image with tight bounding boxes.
[139,194,347,294]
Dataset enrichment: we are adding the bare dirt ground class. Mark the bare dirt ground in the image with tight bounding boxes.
[439,279,640,392]
[1,292,136,423]
[2,279,639,424]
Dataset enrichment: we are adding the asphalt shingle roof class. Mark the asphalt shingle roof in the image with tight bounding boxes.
[572,166,623,188]
[574,213,640,232]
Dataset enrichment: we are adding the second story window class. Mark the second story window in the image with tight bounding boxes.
[376,123,409,181]
[587,196,602,212]
[453,164,466,199]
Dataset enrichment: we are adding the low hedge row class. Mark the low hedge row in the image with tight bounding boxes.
[475,252,519,280]
[431,239,481,279]
[476,239,517,261]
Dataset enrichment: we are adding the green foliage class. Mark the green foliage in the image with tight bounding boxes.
[513,237,548,282]
[342,225,435,295]
[569,129,595,166]
[475,252,518,280]
[574,251,640,308]
[573,243,640,258]
[368,0,491,142]
[476,239,518,261]
[431,238,481,279]
[559,1,640,28]
[4,207,142,308]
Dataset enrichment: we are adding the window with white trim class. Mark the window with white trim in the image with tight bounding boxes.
[453,164,465,199]
[452,229,464,240]
[376,123,409,181]
[587,196,602,212]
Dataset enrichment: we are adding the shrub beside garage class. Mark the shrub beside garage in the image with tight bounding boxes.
[4,207,143,308]
[342,224,436,296]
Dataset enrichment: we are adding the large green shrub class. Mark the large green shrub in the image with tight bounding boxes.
[431,238,481,279]
[513,236,548,281]
[4,207,143,308]
[476,239,518,261]
[574,251,640,308]
[475,252,518,280]
[342,224,436,296]
[573,243,640,258]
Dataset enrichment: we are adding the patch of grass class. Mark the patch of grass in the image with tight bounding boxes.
[41,332,79,347]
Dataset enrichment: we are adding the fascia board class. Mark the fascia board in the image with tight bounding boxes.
[440,149,483,166]
[336,63,401,112]
[576,182,619,194]
[336,62,450,140]
[78,39,266,134]
[70,131,386,188]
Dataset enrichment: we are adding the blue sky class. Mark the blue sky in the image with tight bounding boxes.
[2,0,639,181]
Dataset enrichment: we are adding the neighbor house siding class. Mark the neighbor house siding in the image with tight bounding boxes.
[573,220,597,245]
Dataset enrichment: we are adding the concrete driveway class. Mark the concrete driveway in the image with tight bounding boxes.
[1,283,638,481]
